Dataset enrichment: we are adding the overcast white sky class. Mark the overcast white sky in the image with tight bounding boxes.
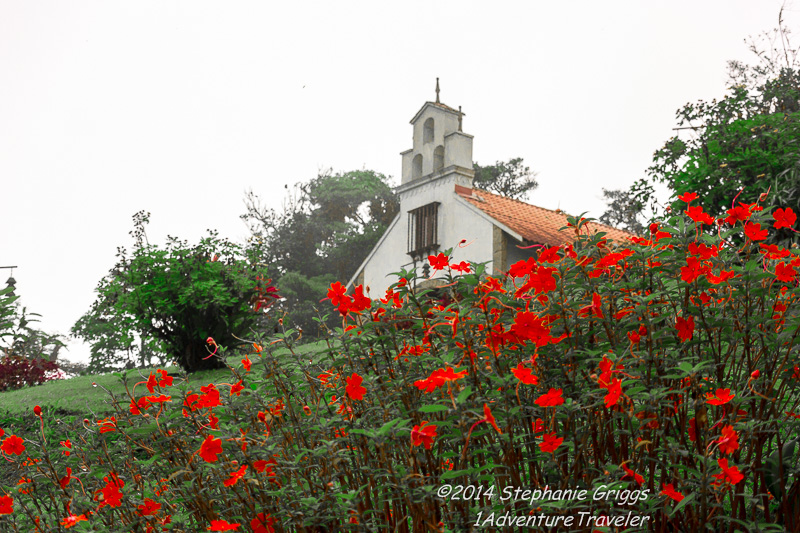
[1,1,797,366]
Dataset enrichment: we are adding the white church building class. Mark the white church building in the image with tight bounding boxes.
[347,85,631,295]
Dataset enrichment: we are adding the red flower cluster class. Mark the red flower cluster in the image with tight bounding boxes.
[95,473,125,510]
[414,367,468,393]
[327,282,371,317]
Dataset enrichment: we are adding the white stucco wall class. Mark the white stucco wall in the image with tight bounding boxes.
[355,172,495,298]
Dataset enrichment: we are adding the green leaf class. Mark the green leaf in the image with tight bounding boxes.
[418,404,449,413]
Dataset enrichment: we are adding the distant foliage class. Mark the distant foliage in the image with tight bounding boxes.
[472,157,538,200]
[241,169,399,336]
[598,187,645,235]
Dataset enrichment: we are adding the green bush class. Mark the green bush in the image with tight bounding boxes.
[2,194,800,531]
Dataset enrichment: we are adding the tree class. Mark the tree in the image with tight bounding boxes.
[72,212,277,373]
[241,170,399,335]
[620,21,800,245]
[598,188,645,235]
[472,157,538,200]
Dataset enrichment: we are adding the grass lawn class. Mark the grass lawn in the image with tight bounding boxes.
[0,339,332,419]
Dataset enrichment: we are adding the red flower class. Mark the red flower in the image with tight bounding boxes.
[725,203,753,225]
[197,384,221,409]
[428,253,450,271]
[350,285,372,313]
[414,367,468,393]
[450,261,472,273]
[137,498,162,516]
[1,435,25,456]
[146,394,171,404]
[207,520,241,531]
[483,404,502,434]
[706,269,736,285]
[327,281,347,306]
[61,513,88,528]
[33,405,42,417]
[130,397,150,415]
[94,473,124,509]
[539,432,563,453]
[688,417,697,442]
[410,422,438,449]
[621,464,644,486]
[681,257,710,283]
[717,425,739,454]
[229,381,244,397]
[661,483,684,502]
[156,369,173,388]
[604,378,623,408]
[251,513,276,533]
[744,222,768,241]
[223,465,247,487]
[675,315,695,342]
[714,458,744,485]
[706,388,735,405]
[775,262,796,282]
[511,363,539,385]
[146,372,159,394]
[685,205,714,225]
[0,495,13,515]
[241,356,252,372]
[97,417,117,433]
[345,373,366,401]
[578,292,604,318]
[535,388,565,407]
[678,192,698,203]
[773,207,797,229]
[199,435,223,462]
[59,467,74,489]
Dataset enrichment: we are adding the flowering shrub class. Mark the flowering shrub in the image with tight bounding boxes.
[2,195,800,531]
[0,355,59,392]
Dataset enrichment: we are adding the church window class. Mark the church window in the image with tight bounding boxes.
[412,154,423,179]
[433,145,444,172]
[423,118,434,144]
[408,202,440,257]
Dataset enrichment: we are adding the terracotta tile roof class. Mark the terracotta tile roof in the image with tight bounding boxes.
[455,185,636,246]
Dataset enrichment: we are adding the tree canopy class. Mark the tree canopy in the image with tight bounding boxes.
[241,170,399,335]
[605,24,800,244]
[72,212,277,373]
[472,157,538,200]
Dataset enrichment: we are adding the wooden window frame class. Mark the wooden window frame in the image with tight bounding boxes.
[408,202,440,257]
